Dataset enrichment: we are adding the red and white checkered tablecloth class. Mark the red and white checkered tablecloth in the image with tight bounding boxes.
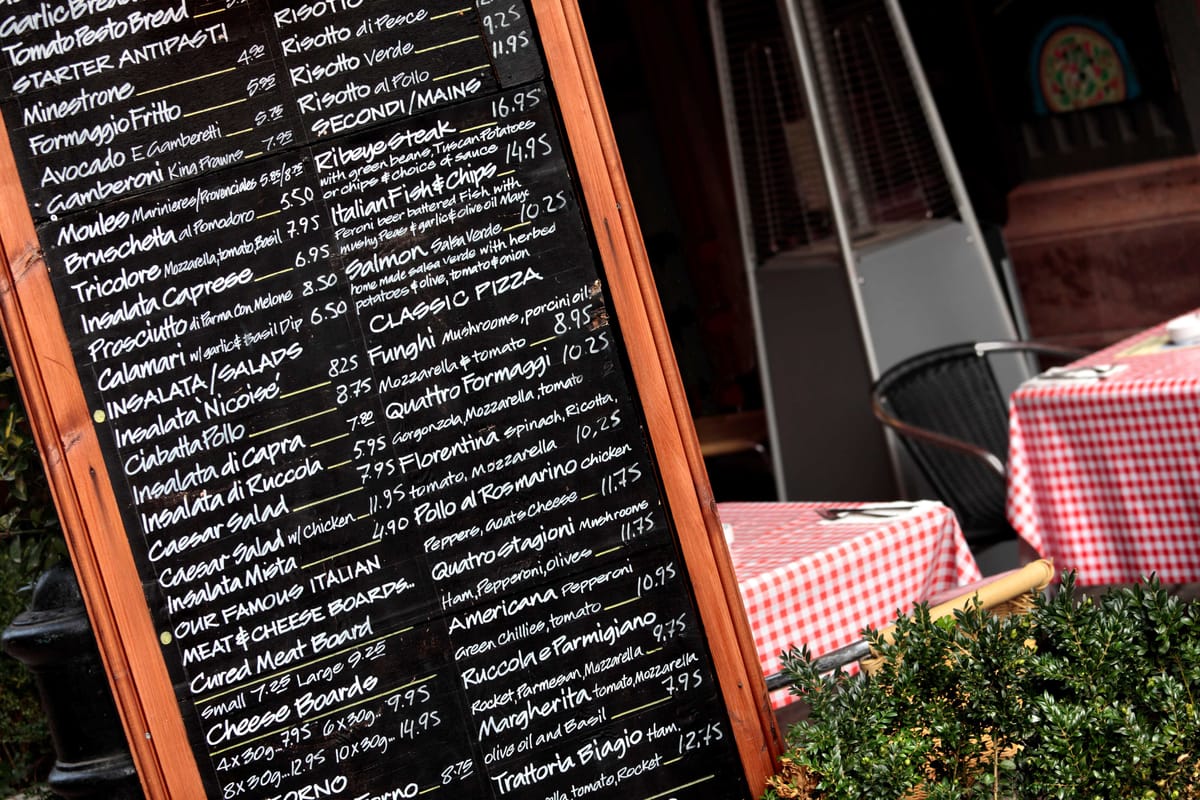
[718,501,981,708]
[1007,319,1200,585]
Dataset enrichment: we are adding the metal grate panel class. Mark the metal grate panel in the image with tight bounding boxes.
[711,0,956,264]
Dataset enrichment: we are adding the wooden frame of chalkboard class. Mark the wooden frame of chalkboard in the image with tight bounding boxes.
[0,1,780,798]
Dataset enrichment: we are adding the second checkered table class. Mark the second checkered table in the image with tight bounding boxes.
[719,501,981,708]
[1007,315,1200,585]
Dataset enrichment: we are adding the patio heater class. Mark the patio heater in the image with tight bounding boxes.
[709,0,1028,501]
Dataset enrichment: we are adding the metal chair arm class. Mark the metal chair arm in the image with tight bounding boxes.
[868,341,1088,479]
[871,399,1006,477]
[972,341,1088,360]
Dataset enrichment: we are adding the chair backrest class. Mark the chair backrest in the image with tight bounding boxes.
[873,343,1012,535]
[871,342,1087,542]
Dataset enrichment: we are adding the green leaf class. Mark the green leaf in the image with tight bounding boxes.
[767,572,1200,799]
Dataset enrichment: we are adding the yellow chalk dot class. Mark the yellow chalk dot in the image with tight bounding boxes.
[160,632,172,645]
[93,410,106,423]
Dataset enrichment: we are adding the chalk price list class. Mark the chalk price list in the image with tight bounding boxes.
[0,0,540,218]
[0,0,289,217]
[315,83,746,797]
[12,2,752,798]
[36,80,748,799]
[313,88,746,798]
[42,140,481,798]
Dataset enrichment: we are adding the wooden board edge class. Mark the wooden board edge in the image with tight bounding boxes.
[531,0,783,792]
[548,0,784,755]
[0,116,205,798]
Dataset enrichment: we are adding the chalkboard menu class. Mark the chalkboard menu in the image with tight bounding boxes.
[0,1,776,798]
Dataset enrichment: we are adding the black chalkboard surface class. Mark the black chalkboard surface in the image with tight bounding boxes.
[0,1,778,798]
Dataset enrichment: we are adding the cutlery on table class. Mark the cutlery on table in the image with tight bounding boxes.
[1037,364,1117,380]
[815,505,918,520]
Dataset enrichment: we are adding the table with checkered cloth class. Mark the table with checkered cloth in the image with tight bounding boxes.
[719,501,981,708]
[1007,319,1200,585]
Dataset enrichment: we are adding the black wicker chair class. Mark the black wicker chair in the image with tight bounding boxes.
[870,341,1087,557]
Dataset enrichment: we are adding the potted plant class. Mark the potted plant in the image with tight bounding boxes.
[765,574,1199,799]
